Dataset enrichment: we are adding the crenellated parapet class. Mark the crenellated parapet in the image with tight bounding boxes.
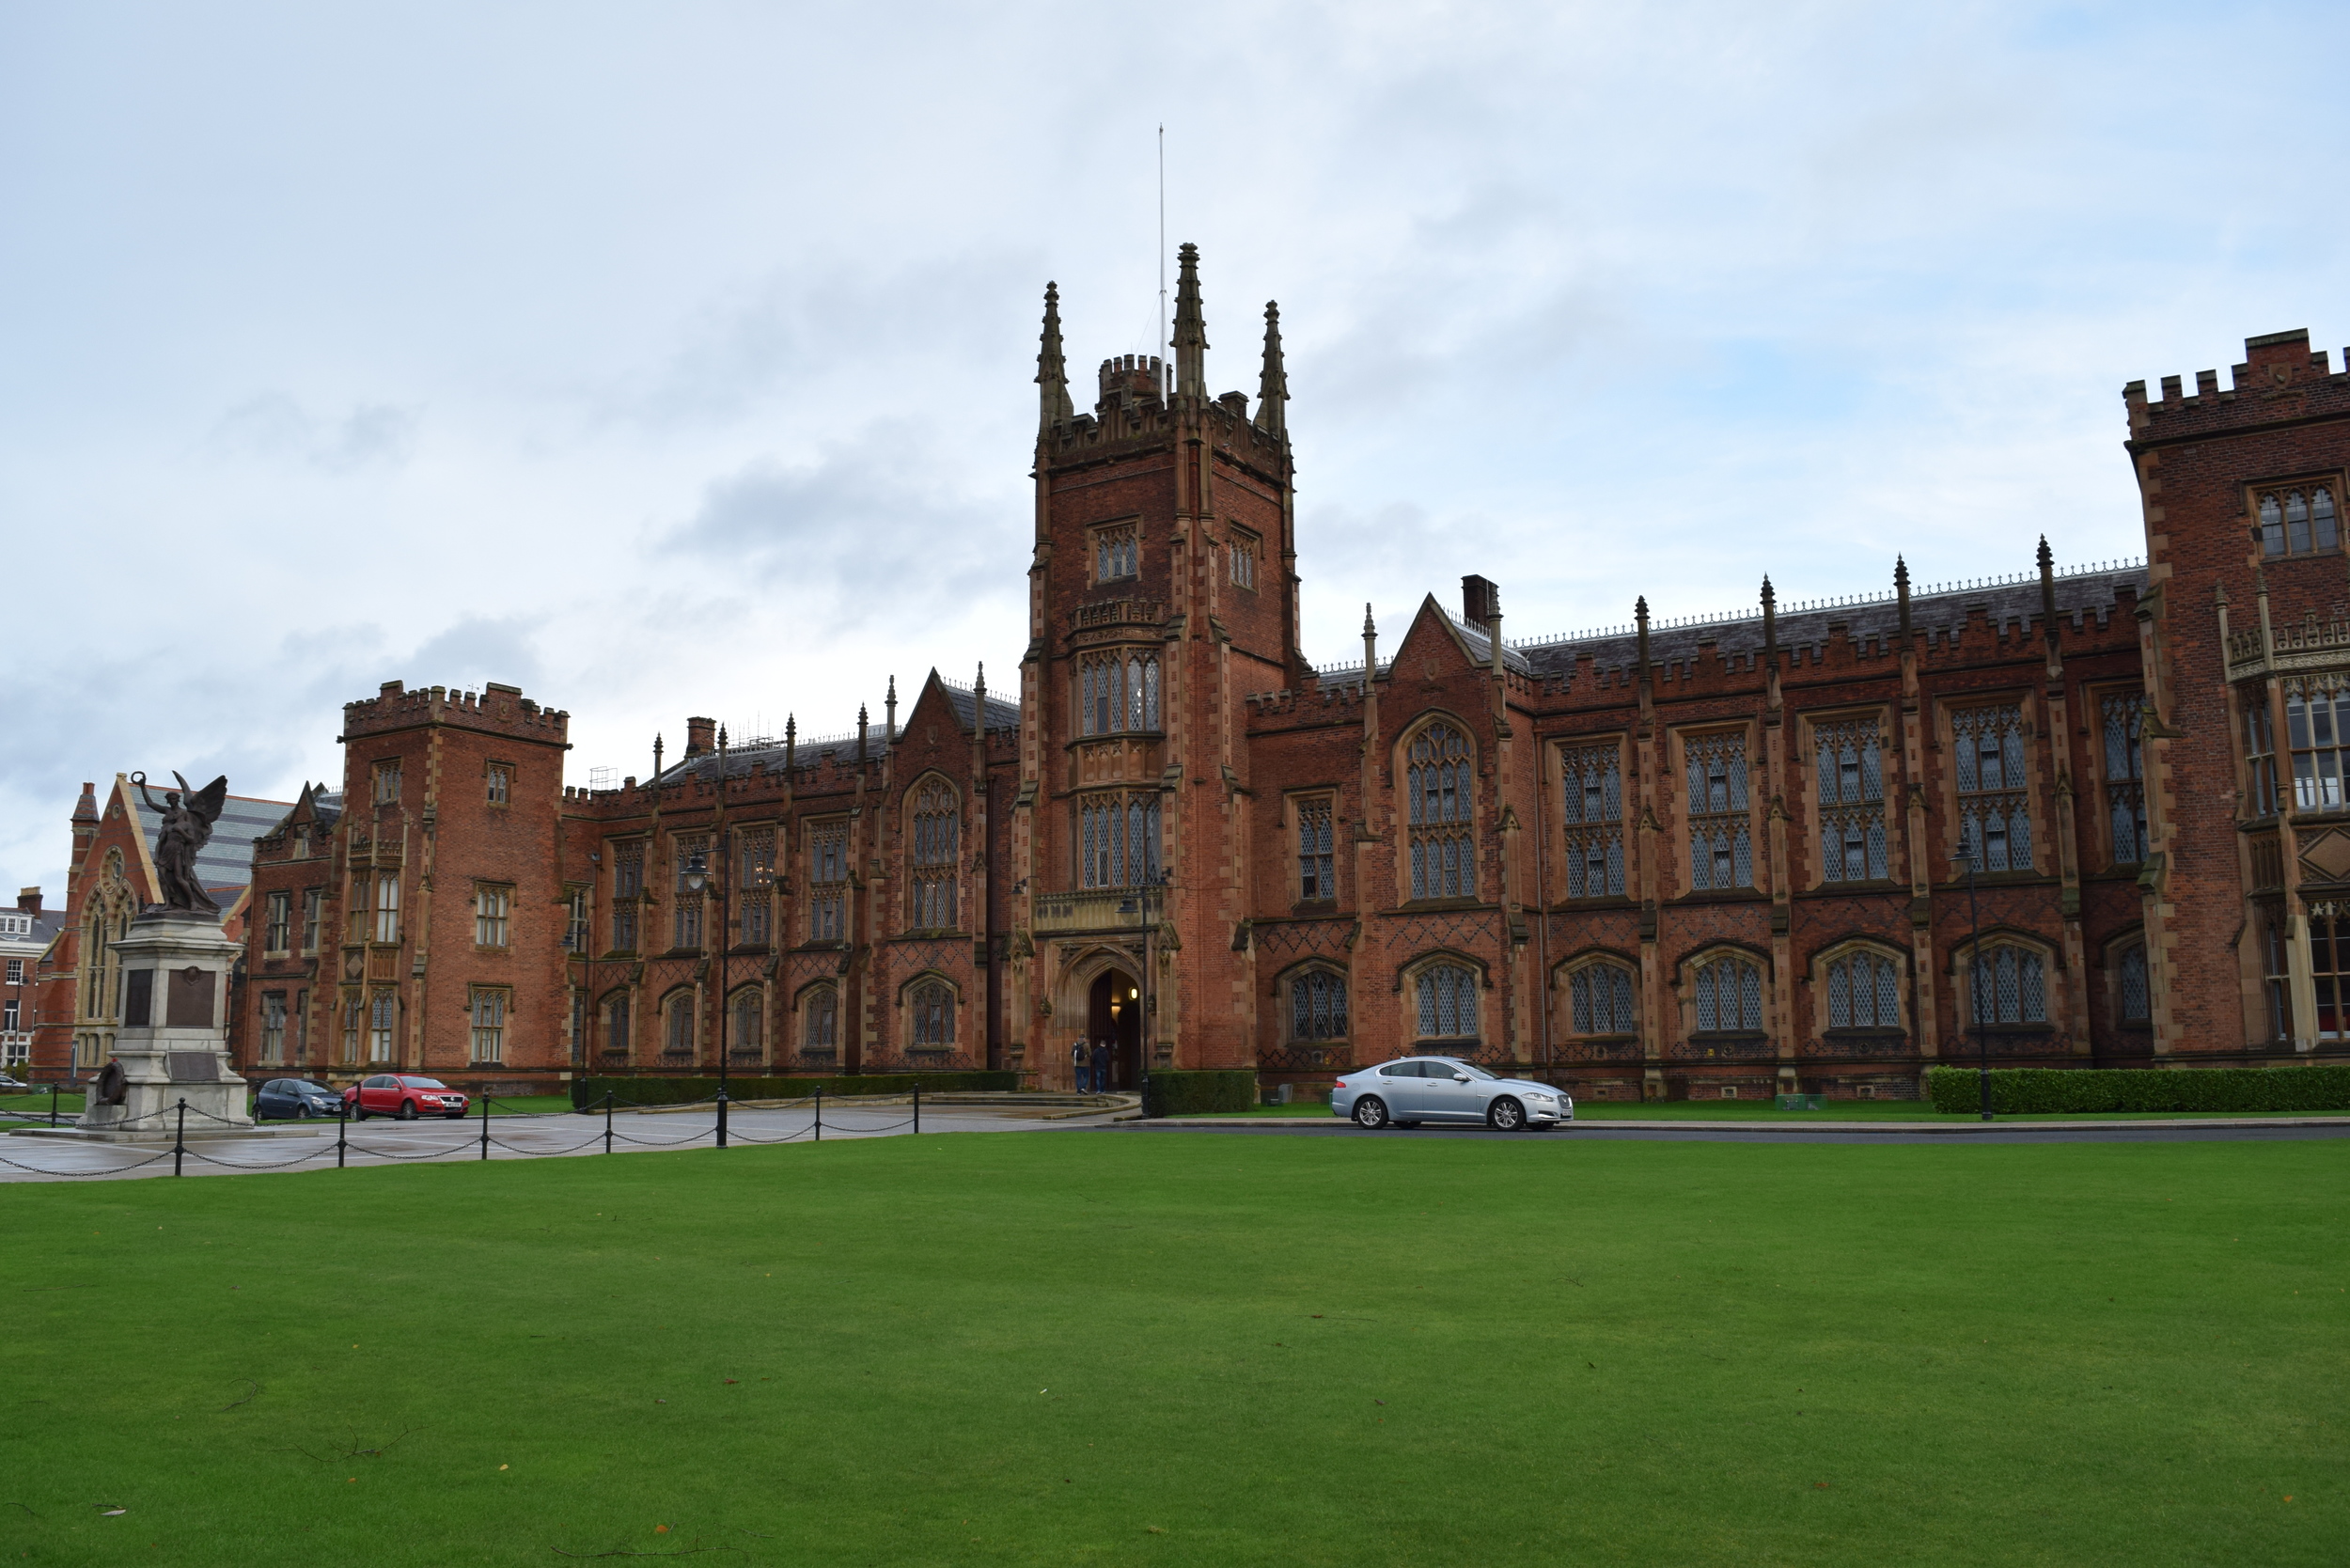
[2124,329,2349,441]
[340,679,570,745]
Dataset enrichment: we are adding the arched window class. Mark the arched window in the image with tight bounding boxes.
[1825,949,1902,1030]
[2312,909,2350,1041]
[910,780,960,931]
[1814,717,1888,882]
[1684,731,1753,890]
[1291,969,1348,1042]
[601,991,631,1058]
[1407,724,1474,901]
[729,988,763,1058]
[910,980,955,1048]
[1567,962,1637,1035]
[2117,943,2149,1025]
[1693,954,1763,1033]
[1414,963,1479,1041]
[2101,695,2147,865]
[803,984,839,1054]
[664,992,696,1058]
[1963,945,2048,1027]
[2262,918,2292,1041]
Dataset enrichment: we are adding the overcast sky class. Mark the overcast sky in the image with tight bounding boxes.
[3,1,2344,898]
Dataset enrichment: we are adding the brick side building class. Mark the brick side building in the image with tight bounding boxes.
[38,251,2342,1102]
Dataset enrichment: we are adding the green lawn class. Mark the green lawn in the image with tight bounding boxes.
[8,1134,2344,1566]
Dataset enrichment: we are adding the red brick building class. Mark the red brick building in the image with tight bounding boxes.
[39,252,2342,1101]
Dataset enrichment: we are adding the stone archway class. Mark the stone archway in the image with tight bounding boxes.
[1087,967,1143,1092]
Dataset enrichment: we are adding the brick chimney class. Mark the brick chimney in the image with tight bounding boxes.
[1461,574,1499,625]
[16,887,39,917]
[684,716,717,757]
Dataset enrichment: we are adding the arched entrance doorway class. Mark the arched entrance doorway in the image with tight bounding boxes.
[1087,968,1143,1092]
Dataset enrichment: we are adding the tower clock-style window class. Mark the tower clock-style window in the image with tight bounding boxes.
[1559,742,1625,898]
[1296,797,1335,902]
[1077,651,1160,735]
[910,781,960,931]
[1093,524,1139,582]
[1953,705,2031,871]
[1406,724,1474,901]
[1684,732,1753,891]
[2101,694,2148,864]
[1813,717,1888,882]
[2256,484,2339,557]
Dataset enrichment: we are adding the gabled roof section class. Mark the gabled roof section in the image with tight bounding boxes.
[1387,593,1533,679]
[934,672,1019,735]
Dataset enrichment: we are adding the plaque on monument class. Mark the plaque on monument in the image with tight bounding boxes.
[166,967,214,1028]
[124,968,153,1027]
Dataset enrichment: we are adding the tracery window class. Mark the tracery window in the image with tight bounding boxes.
[1813,717,1888,882]
[1094,524,1139,582]
[373,874,400,944]
[1290,969,1348,1042]
[2117,942,2150,1025]
[2285,675,2350,811]
[1229,528,1259,590]
[1825,950,1901,1030]
[612,903,638,952]
[340,993,362,1064]
[1953,705,2032,872]
[1414,963,1479,1041]
[803,984,839,1054]
[1077,651,1161,736]
[486,763,511,806]
[2100,694,2148,864]
[475,884,511,949]
[673,899,702,949]
[1559,742,1625,898]
[603,992,631,1057]
[1407,724,1474,901]
[1963,945,2047,1027]
[1296,797,1335,902]
[730,988,763,1058]
[809,823,848,942]
[664,993,695,1059]
[1693,954,1764,1033]
[368,991,396,1060]
[2257,484,2340,557]
[614,843,644,897]
[2246,700,2280,818]
[1684,732,1753,891]
[739,828,775,946]
[910,980,956,1048]
[910,781,960,931]
[1078,793,1161,888]
[372,761,401,805]
[1567,962,1637,1036]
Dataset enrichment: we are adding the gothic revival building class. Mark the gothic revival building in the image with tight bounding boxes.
[29,252,2344,1101]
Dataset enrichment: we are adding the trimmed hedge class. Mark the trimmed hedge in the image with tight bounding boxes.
[1143,1069,1257,1118]
[1924,1063,2350,1116]
[570,1072,1017,1111]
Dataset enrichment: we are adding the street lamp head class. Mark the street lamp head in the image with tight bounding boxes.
[684,850,708,894]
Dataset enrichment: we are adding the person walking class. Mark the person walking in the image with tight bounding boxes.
[1072,1036,1089,1093]
[1090,1037,1112,1095]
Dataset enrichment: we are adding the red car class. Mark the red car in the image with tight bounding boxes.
[344,1074,470,1121]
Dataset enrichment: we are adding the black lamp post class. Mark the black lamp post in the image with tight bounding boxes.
[1953,843,1991,1121]
[1117,867,1174,1112]
[684,829,732,1149]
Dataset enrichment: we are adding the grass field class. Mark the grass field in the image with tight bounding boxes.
[8,1132,2345,1566]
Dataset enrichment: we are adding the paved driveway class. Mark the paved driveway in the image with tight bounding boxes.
[0,1101,1120,1183]
[1120,1119,2350,1144]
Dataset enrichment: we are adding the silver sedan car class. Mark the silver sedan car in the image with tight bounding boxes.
[1332,1058,1573,1131]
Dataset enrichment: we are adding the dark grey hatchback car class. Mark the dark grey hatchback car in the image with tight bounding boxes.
[254,1077,343,1120]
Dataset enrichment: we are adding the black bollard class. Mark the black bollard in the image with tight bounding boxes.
[337,1098,348,1168]
[913,1084,919,1137]
[480,1091,491,1160]
[813,1087,822,1143]
[174,1098,187,1177]
[603,1090,614,1156]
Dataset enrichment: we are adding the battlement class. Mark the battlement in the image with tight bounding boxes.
[341,679,570,743]
[1098,355,1164,408]
[2124,329,2350,440]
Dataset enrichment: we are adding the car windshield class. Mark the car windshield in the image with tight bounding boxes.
[399,1076,449,1089]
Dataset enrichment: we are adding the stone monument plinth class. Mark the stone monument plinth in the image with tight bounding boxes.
[76,908,253,1137]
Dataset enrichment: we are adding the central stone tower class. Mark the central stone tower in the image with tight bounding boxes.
[1011,246,1301,1080]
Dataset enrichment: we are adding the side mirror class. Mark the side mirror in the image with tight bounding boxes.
[1453,1073,1471,1082]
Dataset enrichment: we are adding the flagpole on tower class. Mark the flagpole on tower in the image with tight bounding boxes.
[1158,123,1167,400]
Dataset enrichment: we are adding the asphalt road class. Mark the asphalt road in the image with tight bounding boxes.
[1120,1119,2350,1144]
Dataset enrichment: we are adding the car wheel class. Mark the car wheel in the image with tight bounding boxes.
[351,1105,368,1121]
[297,1102,315,1119]
[1352,1095,1389,1129]
[1488,1096,1527,1132]
[398,1100,418,1121]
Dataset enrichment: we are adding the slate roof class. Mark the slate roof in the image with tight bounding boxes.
[650,677,1020,787]
[127,782,297,899]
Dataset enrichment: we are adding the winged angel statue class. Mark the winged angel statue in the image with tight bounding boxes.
[132,771,228,915]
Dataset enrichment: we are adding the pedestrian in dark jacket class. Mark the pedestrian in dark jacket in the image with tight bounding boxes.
[1089,1038,1112,1094]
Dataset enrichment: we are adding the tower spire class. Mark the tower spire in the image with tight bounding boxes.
[1036,282,1073,433]
[1255,301,1288,437]
[1171,243,1208,400]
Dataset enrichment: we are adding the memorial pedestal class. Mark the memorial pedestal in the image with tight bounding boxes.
[75,909,253,1138]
